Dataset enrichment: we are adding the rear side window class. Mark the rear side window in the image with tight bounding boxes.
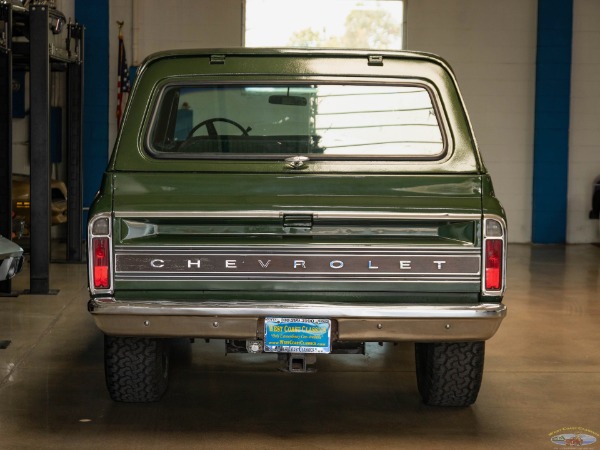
[148,84,445,159]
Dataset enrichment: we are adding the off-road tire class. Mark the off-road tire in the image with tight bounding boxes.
[104,335,169,402]
[415,341,485,407]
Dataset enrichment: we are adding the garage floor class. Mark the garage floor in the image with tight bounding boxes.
[0,244,599,449]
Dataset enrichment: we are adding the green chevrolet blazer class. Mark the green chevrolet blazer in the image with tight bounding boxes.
[87,48,507,406]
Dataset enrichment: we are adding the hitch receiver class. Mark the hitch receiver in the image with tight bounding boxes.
[279,353,317,373]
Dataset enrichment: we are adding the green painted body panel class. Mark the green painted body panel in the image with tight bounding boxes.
[89,49,506,306]
[111,173,483,218]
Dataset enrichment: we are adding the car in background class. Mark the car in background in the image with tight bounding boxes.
[0,235,23,281]
[12,174,68,240]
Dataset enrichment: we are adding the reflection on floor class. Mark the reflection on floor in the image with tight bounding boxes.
[0,244,599,449]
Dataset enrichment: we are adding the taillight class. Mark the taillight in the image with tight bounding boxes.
[93,237,110,289]
[89,216,111,292]
[485,239,502,290]
[483,217,506,294]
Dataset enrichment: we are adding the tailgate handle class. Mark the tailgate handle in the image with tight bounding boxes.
[283,214,313,229]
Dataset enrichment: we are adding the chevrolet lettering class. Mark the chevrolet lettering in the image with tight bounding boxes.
[119,253,479,277]
[87,49,507,407]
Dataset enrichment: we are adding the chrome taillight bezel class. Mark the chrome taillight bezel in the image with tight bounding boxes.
[88,213,113,295]
[482,214,507,297]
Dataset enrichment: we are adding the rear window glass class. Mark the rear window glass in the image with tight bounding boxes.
[148,84,445,159]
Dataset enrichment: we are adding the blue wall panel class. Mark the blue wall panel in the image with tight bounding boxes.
[74,0,109,226]
[532,0,573,243]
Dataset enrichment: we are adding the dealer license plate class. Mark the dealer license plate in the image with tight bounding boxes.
[264,318,331,354]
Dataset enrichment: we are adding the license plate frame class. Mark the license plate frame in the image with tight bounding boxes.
[264,317,331,354]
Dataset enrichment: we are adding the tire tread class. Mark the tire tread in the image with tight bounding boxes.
[415,341,485,407]
[104,336,169,402]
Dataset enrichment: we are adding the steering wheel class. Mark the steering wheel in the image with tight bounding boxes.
[187,117,250,138]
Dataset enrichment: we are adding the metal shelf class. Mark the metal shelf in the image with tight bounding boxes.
[1,1,84,294]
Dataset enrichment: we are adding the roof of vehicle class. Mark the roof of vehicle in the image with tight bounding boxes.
[138,47,457,78]
[142,47,451,61]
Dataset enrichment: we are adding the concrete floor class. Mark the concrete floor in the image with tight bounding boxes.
[0,244,599,449]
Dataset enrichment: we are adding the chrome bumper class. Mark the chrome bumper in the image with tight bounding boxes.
[88,298,506,342]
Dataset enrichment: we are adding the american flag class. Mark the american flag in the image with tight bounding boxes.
[116,29,130,129]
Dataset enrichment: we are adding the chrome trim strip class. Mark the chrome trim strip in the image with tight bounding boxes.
[113,248,482,280]
[144,78,452,163]
[114,275,481,283]
[90,298,506,320]
[114,210,482,221]
[115,243,481,251]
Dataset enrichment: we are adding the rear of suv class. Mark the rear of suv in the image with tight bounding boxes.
[87,49,507,406]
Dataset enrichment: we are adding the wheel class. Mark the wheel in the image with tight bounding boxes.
[187,117,249,138]
[415,341,485,407]
[104,335,169,402]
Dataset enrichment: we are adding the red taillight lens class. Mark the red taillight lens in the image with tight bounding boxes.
[93,237,110,289]
[485,239,503,291]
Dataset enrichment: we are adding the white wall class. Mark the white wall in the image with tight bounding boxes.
[131,0,243,64]
[406,0,538,243]
[568,0,600,243]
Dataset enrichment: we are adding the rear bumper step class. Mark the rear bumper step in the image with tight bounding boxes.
[88,298,506,342]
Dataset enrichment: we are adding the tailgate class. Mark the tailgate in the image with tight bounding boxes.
[110,172,483,301]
